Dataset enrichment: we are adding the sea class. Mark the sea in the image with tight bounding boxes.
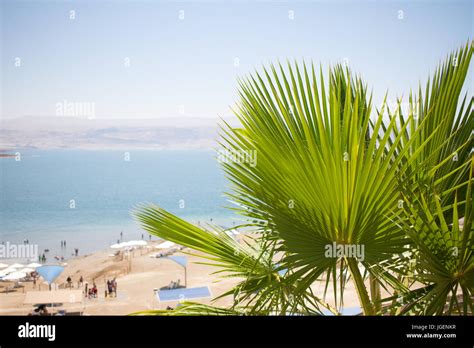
[0,150,238,261]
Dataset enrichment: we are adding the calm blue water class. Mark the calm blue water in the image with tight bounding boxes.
[0,150,237,259]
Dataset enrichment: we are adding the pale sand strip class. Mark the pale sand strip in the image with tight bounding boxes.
[0,243,365,315]
[0,244,240,315]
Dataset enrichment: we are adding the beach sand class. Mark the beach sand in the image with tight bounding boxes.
[0,243,241,315]
[0,242,363,315]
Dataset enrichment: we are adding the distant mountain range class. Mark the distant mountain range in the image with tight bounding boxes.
[0,116,236,150]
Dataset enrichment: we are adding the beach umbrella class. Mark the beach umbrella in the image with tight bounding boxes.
[166,256,188,287]
[26,263,42,268]
[3,271,27,281]
[9,263,25,268]
[0,268,14,277]
[36,265,64,290]
[155,241,175,249]
[127,240,147,246]
[19,268,35,273]
[0,263,9,268]
[110,243,124,249]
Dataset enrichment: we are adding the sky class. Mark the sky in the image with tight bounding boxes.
[1,0,472,120]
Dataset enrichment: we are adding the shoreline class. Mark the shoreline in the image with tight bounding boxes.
[0,215,240,264]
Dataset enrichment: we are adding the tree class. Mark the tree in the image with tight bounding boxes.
[133,42,473,316]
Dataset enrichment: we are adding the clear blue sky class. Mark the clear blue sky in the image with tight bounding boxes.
[1,0,472,119]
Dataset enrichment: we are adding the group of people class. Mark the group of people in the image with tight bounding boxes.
[60,240,67,247]
[29,304,49,316]
[73,277,117,299]
[85,282,98,299]
[39,253,47,263]
[106,278,117,298]
[64,275,84,289]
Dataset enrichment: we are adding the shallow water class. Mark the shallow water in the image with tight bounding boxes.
[0,149,237,260]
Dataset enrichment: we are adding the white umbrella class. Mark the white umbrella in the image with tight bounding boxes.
[0,269,13,277]
[127,240,147,246]
[110,243,124,249]
[0,263,9,268]
[155,241,175,249]
[19,268,35,273]
[26,263,42,268]
[9,263,25,268]
[2,271,27,281]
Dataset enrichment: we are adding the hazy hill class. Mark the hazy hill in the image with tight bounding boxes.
[0,116,235,150]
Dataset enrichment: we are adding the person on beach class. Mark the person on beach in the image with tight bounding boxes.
[78,276,83,288]
[74,248,78,256]
[112,278,117,297]
[66,276,72,288]
[36,304,48,315]
[108,280,115,297]
[84,282,88,298]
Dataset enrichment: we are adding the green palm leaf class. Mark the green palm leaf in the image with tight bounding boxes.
[133,42,472,316]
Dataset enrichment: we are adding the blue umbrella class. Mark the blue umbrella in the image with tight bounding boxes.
[36,265,64,290]
[167,256,187,268]
[166,256,188,287]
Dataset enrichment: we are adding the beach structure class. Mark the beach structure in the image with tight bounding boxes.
[0,267,16,277]
[19,268,35,273]
[24,289,84,315]
[9,263,25,269]
[149,241,177,258]
[1,271,27,293]
[155,241,175,249]
[112,240,147,248]
[26,263,42,268]
[156,286,211,303]
[165,256,188,287]
[36,265,65,290]
[3,271,27,280]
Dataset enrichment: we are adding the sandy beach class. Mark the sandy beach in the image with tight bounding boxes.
[0,242,241,315]
[0,240,365,315]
